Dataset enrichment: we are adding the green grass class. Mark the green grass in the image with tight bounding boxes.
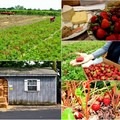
[0,16,61,60]
[62,41,106,81]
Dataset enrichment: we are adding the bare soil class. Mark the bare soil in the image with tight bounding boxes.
[0,15,49,29]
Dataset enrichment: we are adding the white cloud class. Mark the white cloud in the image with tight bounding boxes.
[0,0,61,10]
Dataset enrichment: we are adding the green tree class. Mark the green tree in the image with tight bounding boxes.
[14,5,25,10]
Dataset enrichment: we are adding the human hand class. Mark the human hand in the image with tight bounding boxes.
[70,53,94,66]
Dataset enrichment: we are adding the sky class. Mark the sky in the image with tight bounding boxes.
[0,0,61,10]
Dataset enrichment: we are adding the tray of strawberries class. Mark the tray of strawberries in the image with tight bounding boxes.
[88,8,120,40]
[83,62,120,80]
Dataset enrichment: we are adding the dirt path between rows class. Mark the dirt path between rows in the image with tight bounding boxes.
[0,15,49,29]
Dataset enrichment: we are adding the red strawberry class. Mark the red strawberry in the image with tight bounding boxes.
[110,8,116,15]
[106,34,116,41]
[114,22,120,32]
[76,56,84,62]
[97,96,103,102]
[100,11,109,19]
[112,15,119,22]
[83,81,90,89]
[96,28,107,39]
[92,101,100,111]
[91,16,97,23]
[114,34,119,40]
[74,112,83,119]
[101,19,110,29]
[117,76,120,80]
[117,34,120,40]
[103,98,111,106]
[92,26,99,31]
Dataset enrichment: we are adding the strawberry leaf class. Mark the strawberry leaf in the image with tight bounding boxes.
[62,108,75,120]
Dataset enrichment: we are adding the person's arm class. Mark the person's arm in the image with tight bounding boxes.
[70,41,112,66]
[91,41,112,59]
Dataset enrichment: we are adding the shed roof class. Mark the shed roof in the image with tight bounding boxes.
[0,68,57,76]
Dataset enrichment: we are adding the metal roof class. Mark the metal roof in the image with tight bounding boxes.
[0,68,57,76]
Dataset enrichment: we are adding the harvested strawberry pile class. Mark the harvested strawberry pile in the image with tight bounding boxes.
[89,8,120,40]
[84,62,120,80]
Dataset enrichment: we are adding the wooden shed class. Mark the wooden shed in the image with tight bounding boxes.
[0,68,57,105]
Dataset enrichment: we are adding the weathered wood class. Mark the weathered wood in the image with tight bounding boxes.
[6,76,57,105]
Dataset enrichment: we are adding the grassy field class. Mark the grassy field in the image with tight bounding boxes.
[0,15,61,60]
[62,41,106,81]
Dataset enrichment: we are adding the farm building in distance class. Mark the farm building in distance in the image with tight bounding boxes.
[0,68,57,107]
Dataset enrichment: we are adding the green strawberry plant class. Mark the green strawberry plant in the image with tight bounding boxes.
[0,16,61,60]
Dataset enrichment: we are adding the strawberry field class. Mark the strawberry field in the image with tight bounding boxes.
[62,41,105,81]
[0,16,61,60]
[62,80,120,120]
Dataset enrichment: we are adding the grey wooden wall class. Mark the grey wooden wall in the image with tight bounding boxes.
[4,76,57,105]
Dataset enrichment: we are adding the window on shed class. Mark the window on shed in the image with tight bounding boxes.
[24,79,40,92]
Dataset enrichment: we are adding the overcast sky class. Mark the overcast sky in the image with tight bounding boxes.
[0,0,61,10]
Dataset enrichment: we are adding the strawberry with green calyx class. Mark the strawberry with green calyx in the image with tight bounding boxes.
[96,28,107,39]
[101,19,110,29]
[91,15,98,23]
[100,11,109,20]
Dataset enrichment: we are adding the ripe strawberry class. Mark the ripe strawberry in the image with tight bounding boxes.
[117,34,120,40]
[96,28,107,39]
[117,76,120,80]
[101,76,105,80]
[91,16,98,23]
[105,64,109,68]
[97,96,103,102]
[100,11,109,19]
[106,34,116,41]
[74,112,83,119]
[114,22,120,32]
[110,8,116,15]
[92,101,100,111]
[103,98,111,106]
[114,33,119,40]
[92,26,99,31]
[101,19,110,29]
[112,15,119,22]
[76,56,84,62]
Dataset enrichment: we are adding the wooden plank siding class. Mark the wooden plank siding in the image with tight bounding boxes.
[4,76,57,105]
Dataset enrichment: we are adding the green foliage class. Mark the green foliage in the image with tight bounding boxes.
[0,17,61,60]
[62,41,106,81]
[0,9,60,16]
[75,88,86,109]
[62,108,75,120]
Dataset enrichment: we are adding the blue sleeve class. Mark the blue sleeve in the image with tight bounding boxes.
[92,41,112,59]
